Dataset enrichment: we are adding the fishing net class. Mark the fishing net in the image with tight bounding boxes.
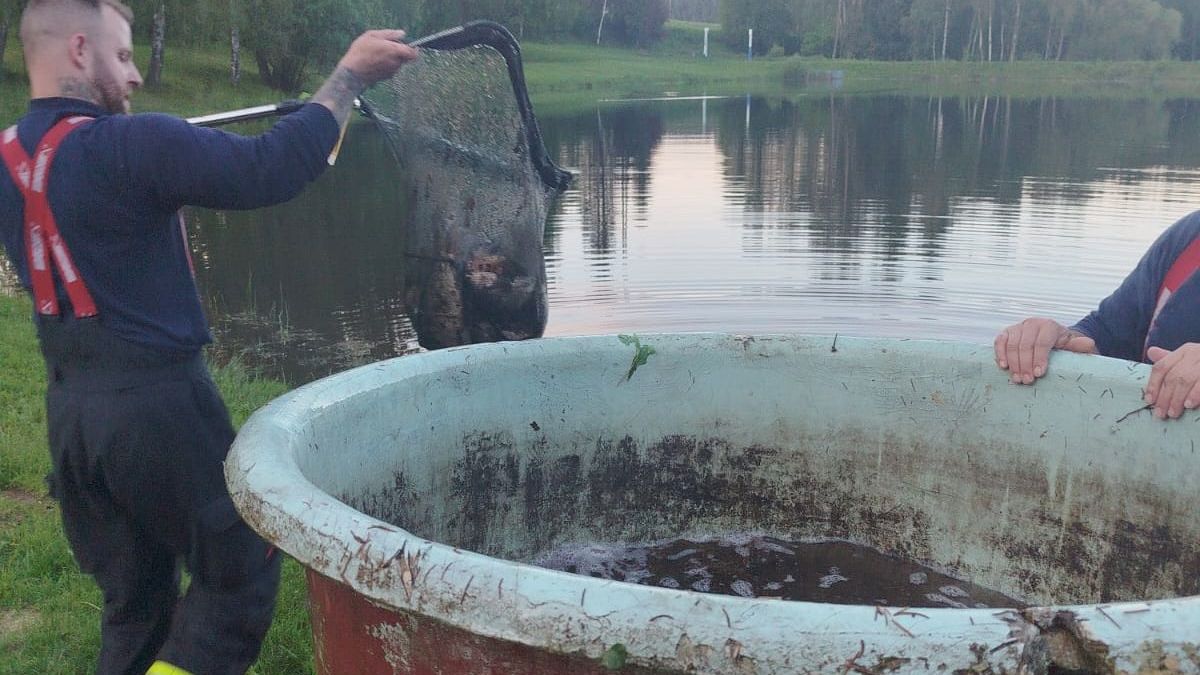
[361,21,571,350]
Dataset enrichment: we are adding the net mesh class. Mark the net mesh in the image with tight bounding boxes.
[362,22,569,350]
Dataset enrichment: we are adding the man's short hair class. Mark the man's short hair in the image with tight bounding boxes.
[21,0,134,36]
[26,0,133,21]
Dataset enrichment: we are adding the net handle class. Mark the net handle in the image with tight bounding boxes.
[187,100,307,127]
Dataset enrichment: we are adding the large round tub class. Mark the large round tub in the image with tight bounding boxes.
[226,335,1200,674]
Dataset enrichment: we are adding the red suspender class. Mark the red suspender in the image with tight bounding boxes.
[1151,236,1200,324]
[1145,234,1200,356]
[0,117,97,318]
[1161,236,1200,300]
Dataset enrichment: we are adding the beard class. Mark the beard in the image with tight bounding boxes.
[93,76,129,115]
[90,65,130,115]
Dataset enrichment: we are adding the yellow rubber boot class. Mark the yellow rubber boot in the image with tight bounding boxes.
[146,661,194,675]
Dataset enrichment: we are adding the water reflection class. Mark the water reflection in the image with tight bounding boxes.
[547,105,665,259]
[186,123,418,382]
[178,95,1200,384]
[543,95,1200,343]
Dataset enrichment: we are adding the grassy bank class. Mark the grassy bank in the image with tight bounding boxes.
[780,56,1200,99]
[522,42,1200,107]
[521,21,1200,104]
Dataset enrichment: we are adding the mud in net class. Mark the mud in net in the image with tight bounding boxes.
[361,21,571,350]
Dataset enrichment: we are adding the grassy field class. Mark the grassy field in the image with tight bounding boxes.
[523,38,1200,106]
[522,20,1200,104]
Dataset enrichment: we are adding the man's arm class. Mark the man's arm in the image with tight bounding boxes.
[120,31,418,213]
[312,30,417,129]
[310,67,368,131]
[1070,214,1200,362]
[1070,268,1160,363]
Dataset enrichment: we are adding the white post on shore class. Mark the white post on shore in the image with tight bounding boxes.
[748,29,754,60]
[703,27,710,58]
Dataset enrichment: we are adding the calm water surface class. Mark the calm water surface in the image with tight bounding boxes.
[176,95,1200,382]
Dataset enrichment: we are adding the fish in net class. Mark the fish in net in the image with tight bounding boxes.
[361,22,571,350]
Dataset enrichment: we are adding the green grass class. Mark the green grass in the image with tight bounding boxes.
[0,47,29,129]
[126,44,284,118]
[0,294,47,496]
[0,295,99,674]
[523,41,1200,105]
[516,22,1200,105]
[521,40,789,112]
[0,294,311,674]
[773,56,1200,99]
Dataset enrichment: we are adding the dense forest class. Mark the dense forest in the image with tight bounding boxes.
[0,1,674,88]
[1,0,1198,92]
[718,0,1193,61]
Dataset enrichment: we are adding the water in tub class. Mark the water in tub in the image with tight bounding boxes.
[534,534,1025,608]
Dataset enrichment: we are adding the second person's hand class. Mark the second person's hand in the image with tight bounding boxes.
[994,317,1096,385]
[1145,344,1200,419]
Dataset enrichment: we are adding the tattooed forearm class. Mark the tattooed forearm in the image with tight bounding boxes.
[57,77,99,104]
[312,66,367,128]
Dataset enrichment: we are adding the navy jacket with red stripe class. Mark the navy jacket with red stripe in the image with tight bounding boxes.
[0,98,339,355]
[1074,211,1200,362]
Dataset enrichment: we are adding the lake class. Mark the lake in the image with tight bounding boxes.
[183,93,1200,384]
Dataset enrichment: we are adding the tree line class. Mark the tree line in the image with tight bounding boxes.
[119,0,672,92]
[0,0,674,89]
[2,0,1199,92]
[669,0,720,22]
[721,0,1195,62]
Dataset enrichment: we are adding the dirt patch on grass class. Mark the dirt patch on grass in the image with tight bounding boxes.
[0,488,51,530]
[0,609,40,644]
[1,489,40,505]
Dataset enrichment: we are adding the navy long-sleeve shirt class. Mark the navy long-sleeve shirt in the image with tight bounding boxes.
[0,98,339,355]
[1073,210,1200,362]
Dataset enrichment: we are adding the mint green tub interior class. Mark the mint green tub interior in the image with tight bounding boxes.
[227,335,1200,673]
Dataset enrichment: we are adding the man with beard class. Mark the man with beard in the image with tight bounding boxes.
[0,1,417,673]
